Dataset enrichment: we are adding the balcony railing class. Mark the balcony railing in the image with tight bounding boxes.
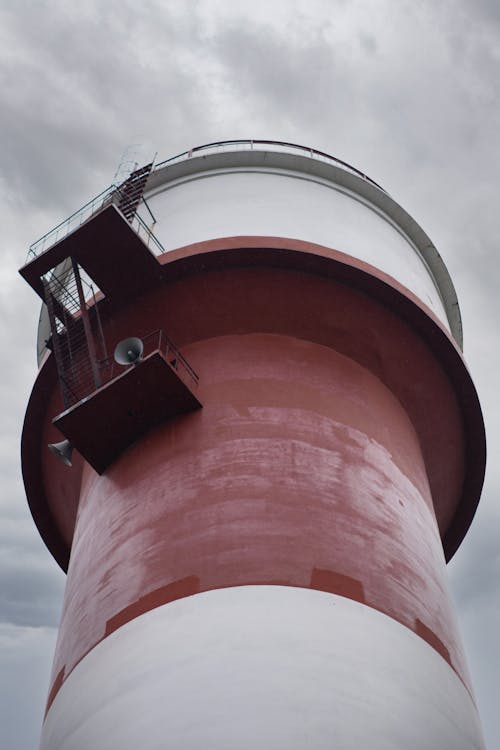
[155,139,386,192]
[26,140,385,268]
[26,185,165,263]
[99,329,199,393]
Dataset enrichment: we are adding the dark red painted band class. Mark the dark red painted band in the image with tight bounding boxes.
[154,236,485,561]
[22,236,485,571]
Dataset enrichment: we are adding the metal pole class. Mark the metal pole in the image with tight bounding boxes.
[71,258,101,389]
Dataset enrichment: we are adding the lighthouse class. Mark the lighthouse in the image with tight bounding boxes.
[20,140,486,749]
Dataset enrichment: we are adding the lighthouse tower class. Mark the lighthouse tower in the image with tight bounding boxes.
[20,141,486,749]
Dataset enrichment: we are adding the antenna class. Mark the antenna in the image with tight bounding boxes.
[113,140,157,186]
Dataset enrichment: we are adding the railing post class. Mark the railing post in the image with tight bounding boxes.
[43,281,72,409]
[71,259,102,390]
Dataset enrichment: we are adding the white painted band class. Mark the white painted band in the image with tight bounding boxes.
[146,167,450,329]
[41,586,485,750]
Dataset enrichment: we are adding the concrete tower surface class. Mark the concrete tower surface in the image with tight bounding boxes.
[20,141,486,749]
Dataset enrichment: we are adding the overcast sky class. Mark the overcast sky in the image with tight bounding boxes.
[1,1,499,747]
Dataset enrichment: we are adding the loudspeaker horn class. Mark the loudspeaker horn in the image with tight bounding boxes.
[48,439,73,467]
[114,337,144,366]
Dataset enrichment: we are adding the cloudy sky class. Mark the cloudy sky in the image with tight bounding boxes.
[0,0,499,747]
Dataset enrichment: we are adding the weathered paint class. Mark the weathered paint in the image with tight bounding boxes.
[41,587,486,750]
[45,333,472,704]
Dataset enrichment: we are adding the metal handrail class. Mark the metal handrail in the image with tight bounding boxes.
[99,329,199,391]
[26,139,384,266]
[27,184,166,263]
[154,139,386,192]
[130,208,165,255]
[27,186,115,261]
[148,328,199,386]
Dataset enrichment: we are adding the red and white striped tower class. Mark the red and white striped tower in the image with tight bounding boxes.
[21,141,486,749]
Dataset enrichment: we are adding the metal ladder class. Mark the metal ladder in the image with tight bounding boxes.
[116,162,153,222]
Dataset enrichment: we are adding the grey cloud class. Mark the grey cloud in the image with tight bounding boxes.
[358,33,378,56]
[0,1,212,212]
[208,20,363,142]
[450,497,500,612]
[0,551,64,628]
[0,494,65,628]
[0,624,58,750]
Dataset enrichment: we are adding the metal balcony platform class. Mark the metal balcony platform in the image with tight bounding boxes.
[53,350,202,474]
[19,204,162,301]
